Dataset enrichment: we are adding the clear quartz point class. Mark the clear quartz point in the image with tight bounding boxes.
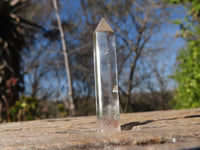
[93,18,120,132]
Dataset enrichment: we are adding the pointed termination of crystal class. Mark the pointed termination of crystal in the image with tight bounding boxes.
[94,18,113,33]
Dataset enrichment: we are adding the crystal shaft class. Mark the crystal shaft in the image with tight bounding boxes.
[93,18,120,132]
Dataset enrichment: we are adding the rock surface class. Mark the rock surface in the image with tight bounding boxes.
[0,108,200,150]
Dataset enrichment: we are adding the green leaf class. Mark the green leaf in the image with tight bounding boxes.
[21,102,27,108]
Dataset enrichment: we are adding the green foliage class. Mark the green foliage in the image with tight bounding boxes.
[169,0,200,108]
[57,104,65,112]
[172,39,200,108]
[57,104,67,118]
[9,95,39,121]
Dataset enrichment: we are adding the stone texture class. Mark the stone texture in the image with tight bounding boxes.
[0,108,200,150]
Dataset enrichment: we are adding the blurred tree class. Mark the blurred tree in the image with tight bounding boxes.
[15,0,179,117]
[0,0,42,121]
[19,1,60,100]
[169,0,200,108]
[35,0,174,114]
[22,43,53,99]
[52,0,75,116]
[78,0,171,112]
[146,65,173,110]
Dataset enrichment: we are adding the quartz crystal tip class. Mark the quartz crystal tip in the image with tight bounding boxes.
[94,18,113,33]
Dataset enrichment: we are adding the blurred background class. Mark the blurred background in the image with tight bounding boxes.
[0,0,199,122]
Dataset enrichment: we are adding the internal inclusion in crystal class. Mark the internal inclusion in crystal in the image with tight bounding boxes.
[93,29,120,132]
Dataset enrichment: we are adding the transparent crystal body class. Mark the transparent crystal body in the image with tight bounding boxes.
[93,31,120,132]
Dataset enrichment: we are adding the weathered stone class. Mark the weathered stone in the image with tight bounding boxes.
[0,108,200,150]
